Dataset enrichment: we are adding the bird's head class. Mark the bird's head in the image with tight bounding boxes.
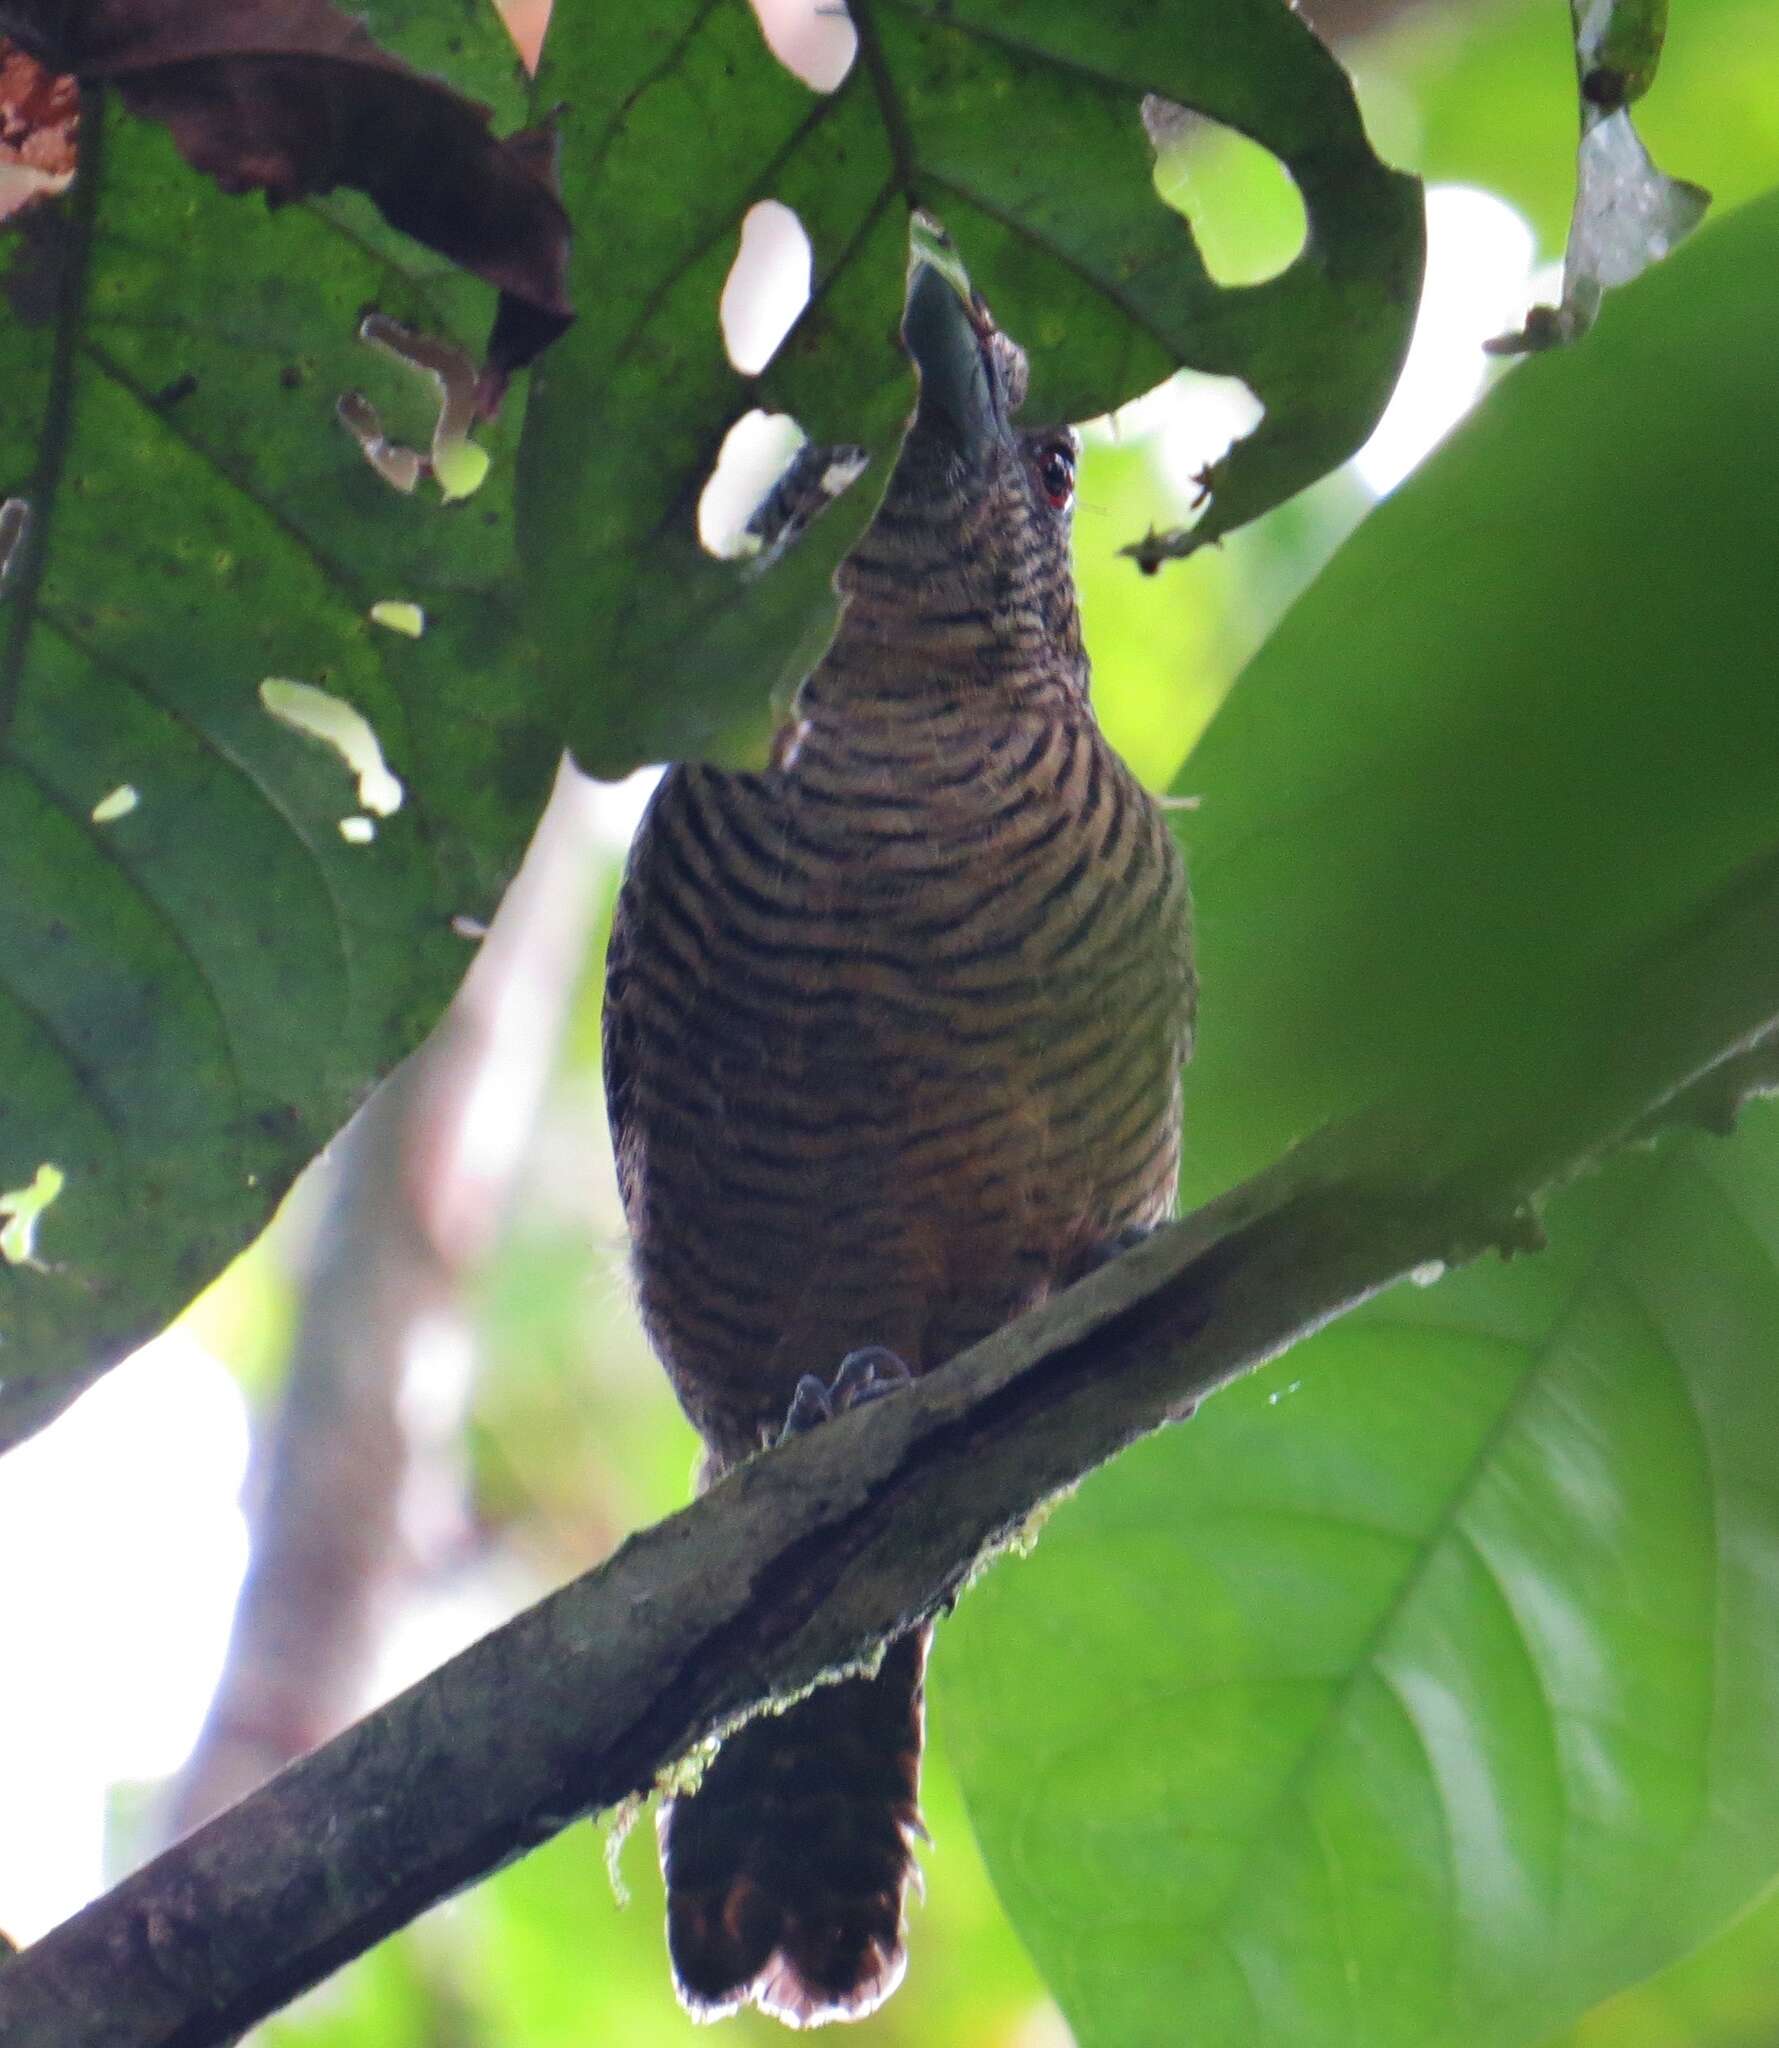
[833,243,1085,680]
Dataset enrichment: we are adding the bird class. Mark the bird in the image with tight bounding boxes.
[602,241,1196,2027]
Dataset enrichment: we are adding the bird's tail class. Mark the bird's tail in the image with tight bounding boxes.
[660,1626,929,2028]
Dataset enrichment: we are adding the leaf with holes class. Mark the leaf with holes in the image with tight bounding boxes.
[935,192,1779,2046]
[520,0,1423,773]
[0,0,559,1452]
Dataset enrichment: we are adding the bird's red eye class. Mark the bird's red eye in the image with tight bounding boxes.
[1037,440,1075,510]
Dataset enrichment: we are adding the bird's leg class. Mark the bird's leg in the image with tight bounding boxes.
[1062,1220,1164,1285]
[781,1346,914,1440]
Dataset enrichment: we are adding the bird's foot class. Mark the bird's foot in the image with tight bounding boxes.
[1063,1221,1162,1284]
[782,1347,913,1440]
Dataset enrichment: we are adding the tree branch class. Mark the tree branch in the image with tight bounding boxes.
[5,841,1779,2048]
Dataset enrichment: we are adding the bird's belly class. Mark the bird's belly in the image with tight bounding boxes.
[631,904,1181,1457]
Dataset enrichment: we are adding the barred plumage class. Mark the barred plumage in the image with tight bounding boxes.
[604,256,1195,2026]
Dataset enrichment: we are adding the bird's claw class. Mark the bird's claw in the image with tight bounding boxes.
[833,1345,912,1408]
[780,1346,913,1441]
[783,1374,835,1437]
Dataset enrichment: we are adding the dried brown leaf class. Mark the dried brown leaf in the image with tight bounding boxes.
[2,0,571,383]
[0,37,77,221]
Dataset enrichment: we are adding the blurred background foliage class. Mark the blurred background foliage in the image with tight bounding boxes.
[7,0,1779,2043]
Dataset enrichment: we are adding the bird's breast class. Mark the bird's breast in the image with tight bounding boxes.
[609,699,1192,1456]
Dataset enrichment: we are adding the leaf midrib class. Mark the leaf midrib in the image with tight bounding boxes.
[1146,1155,1682,2032]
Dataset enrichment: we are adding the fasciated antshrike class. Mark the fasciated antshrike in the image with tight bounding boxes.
[604,252,1195,2027]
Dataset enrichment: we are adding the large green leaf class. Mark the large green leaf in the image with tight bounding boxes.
[939,188,1779,2048]
[0,2,559,1449]
[520,0,1423,772]
[1543,1864,1779,2048]
[1179,189,1779,1201]
[944,1114,1779,2048]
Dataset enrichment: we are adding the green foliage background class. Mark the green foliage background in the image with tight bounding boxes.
[8,0,1779,2043]
[0,0,1417,1450]
[263,0,1779,2033]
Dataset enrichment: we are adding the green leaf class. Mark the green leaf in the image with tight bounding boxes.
[520,0,1422,772]
[1546,1867,1779,2047]
[943,1113,1779,2048]
[0,2,558,1450]
[940,188,1779,2048]
[1180,187,1779,1206]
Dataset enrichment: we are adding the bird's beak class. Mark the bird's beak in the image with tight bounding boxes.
[902,257,1008,454]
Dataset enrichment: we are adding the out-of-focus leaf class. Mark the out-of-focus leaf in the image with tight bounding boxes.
[1178,189,1779,1203]
[1394,0,1775,347]
[940,187,1779,2048]
[521,0,1423,772]
[0,1,559,1453]
[945,1112,1779,2048]
[1490,0,1705,352]
[258,1922,454,2048]
[1,0,572,379]
[1547,1875,1779,2048]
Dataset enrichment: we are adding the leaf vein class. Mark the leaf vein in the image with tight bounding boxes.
[77,339,370,604]
[1,741,250,1157]
[34,606,359,1054]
